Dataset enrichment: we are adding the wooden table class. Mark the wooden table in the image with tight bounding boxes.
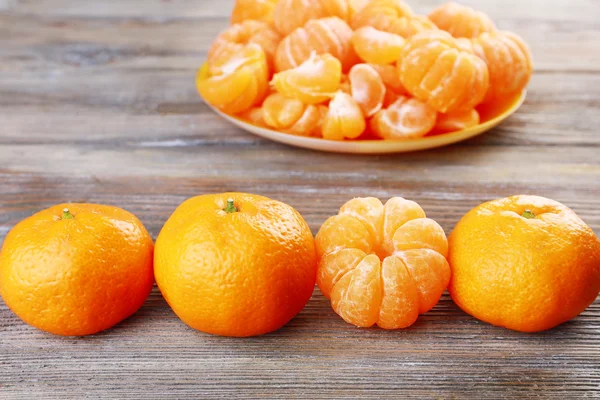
[1,0,599,398]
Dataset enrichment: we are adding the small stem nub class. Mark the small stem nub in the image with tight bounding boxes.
[224,198,238,213]
[522,209,535,219]
[62,208,74,220]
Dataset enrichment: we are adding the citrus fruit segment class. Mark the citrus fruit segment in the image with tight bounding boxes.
[378,255,420,329]
[262,93,306,128]
[238,107,268,127]
[370,95,437,140]
[316,197,450,329]
[318,248,368,298]
[274,16,357,72]
[197,44,269,114]
[395,249,451,313]
[330,254,383,327]
[0,204,154,336]
[273,0,350,37]
[382,196,426,254]
[351,26,405,65]
[231,0,279,25]
[154,192,317,337]
[316,214,375,258]
[472,31,533,104]
[209,20,281,66]
[348,63,386,117]
[351,0,436,38]
[434,108,480,132]
[428,2,496,38]
[322,91,367,140]
[262,93,325,136]
[398,30,489,113]
[271,52,342,104]
[449,195,600,332]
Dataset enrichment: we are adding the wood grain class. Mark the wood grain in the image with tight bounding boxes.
[1,0,600,398]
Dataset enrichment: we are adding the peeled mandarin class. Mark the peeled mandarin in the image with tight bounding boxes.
[370,95,437,140]
[351,26,405,65]
[231,0,279,25]
[348,63,386,117]
[369,63,407,95]
[273,0,349,37]
[472,31,533,104]
[197,44,269,114]
[351,0,436,38]
[209,20,281,66]
[262,93,325,136]
[322,91,366,140]
[316,197,450,329]
[435,108,480,132]
[274,16,357,72]
[398,30,489,113]
[429,2,495,38]
[271,52,342,104]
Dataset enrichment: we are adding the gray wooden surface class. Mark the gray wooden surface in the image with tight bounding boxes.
[1,0,600,398]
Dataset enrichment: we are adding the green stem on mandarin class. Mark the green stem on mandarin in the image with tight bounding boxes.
[224,198,238,213]
[62,208,74,220]
[522,209,535,219]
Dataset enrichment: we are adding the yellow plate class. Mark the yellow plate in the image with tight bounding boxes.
[202,72,526,154]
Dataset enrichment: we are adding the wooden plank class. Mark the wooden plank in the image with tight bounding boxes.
[2,13,600,72]
[1,0,600,398]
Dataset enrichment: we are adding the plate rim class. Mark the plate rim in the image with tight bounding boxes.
[207,90,527,154]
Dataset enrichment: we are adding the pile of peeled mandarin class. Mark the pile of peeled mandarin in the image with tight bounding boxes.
[196,0,533,141]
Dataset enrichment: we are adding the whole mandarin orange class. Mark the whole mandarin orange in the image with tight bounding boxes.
[0,204,154,336]
[154,193,317,337]
[449,195,600,332]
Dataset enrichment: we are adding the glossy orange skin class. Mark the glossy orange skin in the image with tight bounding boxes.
[428,2,495,38]
[0,204,154,336]
[449,195,600,332]
[154,193,317,337]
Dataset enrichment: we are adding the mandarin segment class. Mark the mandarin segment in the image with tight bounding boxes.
[231,0,279,25]
[197,44,269,114]
[395,249,450,313]
[316,197,450,329]
[370,96,437,140]
[398,30,489,113]
[322,91,367,140]
[472,31,533,104]
[318,248,368,298]
[330,254,383,327]
[262,93,325,136]
[273,0,350,36]
[238,107,268,127]
[351,0,436,38]
[428,2,496,38]
[348,63,386,117]
[209,20,281,66]
[351,26,405,65]
[274,17,357,72]
[435,108,480,132]
[272,52,342,104]
[378,255,420,329]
